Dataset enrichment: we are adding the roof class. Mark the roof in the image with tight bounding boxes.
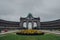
[27,13,33,18]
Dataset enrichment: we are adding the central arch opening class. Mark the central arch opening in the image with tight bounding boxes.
[28,22,32,29]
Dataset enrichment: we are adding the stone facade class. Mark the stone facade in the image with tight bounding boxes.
[0,13,60,30]
[20,13,40,29]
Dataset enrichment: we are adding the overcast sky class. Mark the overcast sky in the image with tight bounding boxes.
[0,0,60,22]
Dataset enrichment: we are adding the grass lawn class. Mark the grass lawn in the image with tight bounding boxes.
[0,33,60,40]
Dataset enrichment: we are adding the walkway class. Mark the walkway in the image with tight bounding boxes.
[0,30,19,35]
[0,30,60,35]
[41,30,60,34]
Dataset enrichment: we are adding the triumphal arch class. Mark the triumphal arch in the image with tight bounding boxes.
[20,13,40,29]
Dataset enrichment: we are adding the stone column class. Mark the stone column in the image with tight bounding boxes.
[37,20,40,29]
[20,21,23,29]
[32,21,34,29]
[26,21,28,29]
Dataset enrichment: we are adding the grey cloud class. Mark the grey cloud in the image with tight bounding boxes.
[0,0,60,22]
